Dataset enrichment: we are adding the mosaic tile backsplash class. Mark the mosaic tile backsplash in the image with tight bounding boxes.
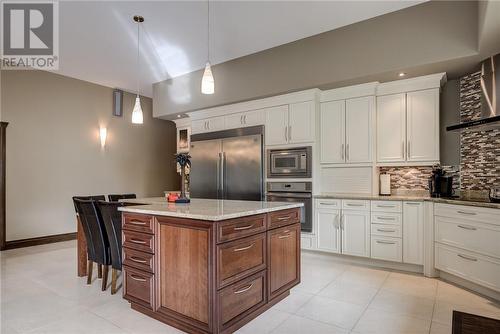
[381,71,499,194]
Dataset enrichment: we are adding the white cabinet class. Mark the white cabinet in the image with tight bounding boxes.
[376,93,406,162]
[316,209,341,253]
[342,210,370,257]
[377,89,439,165]
[407,89,439,162]
[320,101,345,163]
[225,110,265,129]
[265,105,289,145]
[191,116,225,134]
[403,201,424,265]
[320,96,373,164]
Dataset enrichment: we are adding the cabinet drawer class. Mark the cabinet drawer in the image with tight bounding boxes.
[268,208,300,229]
[435,243,500,292]
[435,203,499,226]
[123,248,154,273]
[371,236,402,262]
[371,212,402,225]
[371,224,402,238]
[435,216,500,258]
[123,213,154,234]
[316,199,341,209]
[342,200,370,211]
[371,201,402,213]
[217,214,266,243]
[123,230,154,254]
[217,233,266,288]
[218,271,266,327]
[123,266,154,309]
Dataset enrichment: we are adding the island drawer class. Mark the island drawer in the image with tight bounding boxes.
[268,208,300,229]
[123,230,155,254]
[123,248,155,273]
[123,265,154,309]
[123,213,154,234]
[218,270,266,328]
[217,233,266,288]
[217,214,267,243]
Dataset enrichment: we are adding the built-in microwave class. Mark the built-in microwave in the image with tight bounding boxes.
[267,146,312,178]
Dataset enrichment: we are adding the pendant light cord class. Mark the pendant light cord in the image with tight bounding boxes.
[137,20,140,96]
[207,0,210,63]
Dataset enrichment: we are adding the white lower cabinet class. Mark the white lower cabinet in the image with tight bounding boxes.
[371,236,402,262]
[316,209,341,253]
[342,210,370,258]
[402,201,424,265]
[301,234,316,250]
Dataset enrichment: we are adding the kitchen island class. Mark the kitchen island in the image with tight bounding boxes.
[118,198,303,334]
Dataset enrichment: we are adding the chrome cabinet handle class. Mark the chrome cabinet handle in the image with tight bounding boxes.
[130,238,147,245]
[233,224,254,231]
[276,216,291,221]
[240,115,244,124]
[407,141,410,159]
[377,216,396,221]
[130,274,147,282]
[376,240,396,245]
[129,220,147,226]
[405,202,420,205]
[234,284,253,294]
[288,126,292,140]
[457,210,477,216]
[278,234,291,239]
[233,243,255,252]
[244,115,247,124]
[340,214,344,230]
[377,228,396,233]
[346,144,350,161]
[130,256,147,264]
[319,202,337,206]
[346,203,364,207]
[376,204,396,208]
[457,224,477,231]
[284,126,288,141]
[458,254,477,262]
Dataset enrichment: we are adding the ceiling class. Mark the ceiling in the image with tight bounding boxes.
[56,1,425,97]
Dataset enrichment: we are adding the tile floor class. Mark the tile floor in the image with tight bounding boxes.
[1,241,499,334]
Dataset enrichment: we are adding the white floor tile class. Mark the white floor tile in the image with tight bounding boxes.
[381,271,437,300]
[429,321,452,334]
[271,314,348,334]
[317,279,379,306]
[353,308,431,334]
[272,290,314,314]
[432,300,500,326]
[235,308,291,334]
[368,289,435,320]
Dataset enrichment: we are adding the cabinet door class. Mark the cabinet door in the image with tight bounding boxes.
[207,116,225,132]
[288,101,315,144]
[225,112,245,129]
[402,201,424,265]
[191,119,208,134]
[341,211,370,257]
[406,89,439,162]
[268,224,300,299]
[345,96,373,163]
[243,110,265,127]
[376,93,406,163]
[265,105,289,146]
[316,209,341,253]
[320,101,345,163]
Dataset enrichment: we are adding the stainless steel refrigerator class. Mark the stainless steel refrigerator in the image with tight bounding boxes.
[189,126,264,201]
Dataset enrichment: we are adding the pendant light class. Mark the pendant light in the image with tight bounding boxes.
[132,15,144,124]
[201,0,214,94]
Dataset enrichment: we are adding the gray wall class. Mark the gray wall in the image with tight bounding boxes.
[440,79,461,166]
[2,70,179,241]
[154,0,480,118]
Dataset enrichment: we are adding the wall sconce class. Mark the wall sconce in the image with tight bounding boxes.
[99,127,107,148]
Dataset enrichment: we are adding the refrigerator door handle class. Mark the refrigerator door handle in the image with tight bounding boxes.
[217,152,222,198]
[221,152,226,199]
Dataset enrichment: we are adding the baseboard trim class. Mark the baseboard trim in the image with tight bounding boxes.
[3,232,77,250]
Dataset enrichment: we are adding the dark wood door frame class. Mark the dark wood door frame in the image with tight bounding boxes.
[0,122,8,251]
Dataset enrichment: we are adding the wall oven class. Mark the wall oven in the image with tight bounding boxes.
[266,182,312,233]
[267,146,312,178]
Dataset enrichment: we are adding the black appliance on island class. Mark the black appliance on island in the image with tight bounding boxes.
[429,166,454,198]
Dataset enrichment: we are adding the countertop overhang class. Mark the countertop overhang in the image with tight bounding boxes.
[118,198,303,221]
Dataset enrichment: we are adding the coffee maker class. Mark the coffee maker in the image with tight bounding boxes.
[429,166,454,198]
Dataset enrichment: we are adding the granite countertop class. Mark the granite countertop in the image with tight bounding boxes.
[314,193,500,209]
[118,197,303,221]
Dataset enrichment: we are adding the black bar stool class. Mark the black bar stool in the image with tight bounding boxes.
[107,193,136,202]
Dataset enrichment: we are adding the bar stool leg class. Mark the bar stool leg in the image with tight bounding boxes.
[101,265,109,291]
[98,264,103,279]
[111,269,118,295]
[86,261,93,285]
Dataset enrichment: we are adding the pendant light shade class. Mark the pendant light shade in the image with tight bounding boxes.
[132,15,144,124]
[131,95,143,124]
[201,62,214,95]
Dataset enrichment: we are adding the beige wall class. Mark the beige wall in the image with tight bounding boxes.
[1,70,179,241]
[154,1,483,118]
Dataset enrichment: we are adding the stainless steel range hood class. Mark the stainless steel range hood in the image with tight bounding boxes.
[447,54,500,132]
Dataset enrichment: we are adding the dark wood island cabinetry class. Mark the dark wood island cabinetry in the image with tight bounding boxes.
[119,200,301,334]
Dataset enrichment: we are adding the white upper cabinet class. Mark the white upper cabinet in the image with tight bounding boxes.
[406,89,439,162]
[376,93,406,163]
[345,97,373,163]
[265,105,289,146]
[320,96,373,164]
[265,101,315,146]
[225,110,265,130]
[377,87,440,165]
[288,101,315,144]
[191,116,225,134]
[191,119,208,135]
[320,101,345,163]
